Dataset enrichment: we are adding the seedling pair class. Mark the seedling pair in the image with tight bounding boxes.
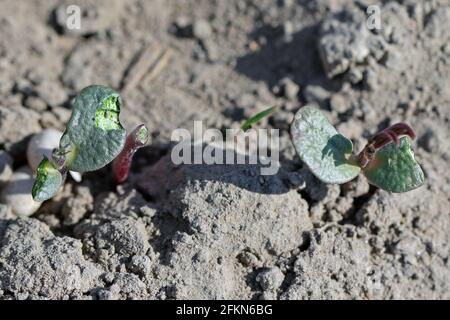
[32,85,149,201]
[32,85,424,201]
[244,105,425,193]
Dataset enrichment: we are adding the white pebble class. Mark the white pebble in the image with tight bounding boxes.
[27,129,81,182]
[0,150,13,186]
[193,19,212,40]
[27,128,62,171]
[0,167,41,217]
[69,171,82,182]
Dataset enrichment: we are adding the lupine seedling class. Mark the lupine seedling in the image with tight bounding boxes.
[290,106,424,192]
[32,85,149,202]
[243,105,425,192]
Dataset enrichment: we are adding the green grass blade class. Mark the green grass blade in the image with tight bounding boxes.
[240,106,277,132]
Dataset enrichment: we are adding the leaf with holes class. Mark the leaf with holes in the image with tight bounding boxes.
[58,85,127,172]
[363,136,425,192]
[290,105,360,184]
[32,157,65,202]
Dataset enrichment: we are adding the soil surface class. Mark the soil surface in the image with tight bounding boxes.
[0,0,449,299]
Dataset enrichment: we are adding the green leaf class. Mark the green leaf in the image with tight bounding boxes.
[32,157,64,202]
[363,136,425,192]
[241,106,277,132]
[59,85,127,172]
[290,106,360,184]
[135,124,149,145]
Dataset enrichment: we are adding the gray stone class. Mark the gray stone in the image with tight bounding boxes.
[193,19,212,40]
[256,267,284,291]
[318,10,386,78]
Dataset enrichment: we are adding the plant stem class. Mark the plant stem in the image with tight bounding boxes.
[356,123,416,168]
[113,124,149,184]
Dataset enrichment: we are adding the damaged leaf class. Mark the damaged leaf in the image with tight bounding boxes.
[59,85,127,172]
[32,157,64,202]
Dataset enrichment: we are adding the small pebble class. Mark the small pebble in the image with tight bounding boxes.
[256,267,284,291]
[283,21,294,42]
[237,250,261,268]
[346,67,364,84]
[69,171,82,182]
[140,206,157,217]
[330,94,348,114]
[27,129,62,171]
[102,272,116,284]
[279,78,299,101]
[193,19,212,40]
[0,167,42,217]
[27,129,81,181]
[303,85,330,108]
[129,255,152,277]
[0,150,13,186]
[24,96,47,112]
[203,39,219,62]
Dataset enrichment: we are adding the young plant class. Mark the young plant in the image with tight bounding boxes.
[242,105,424,192]
[32,85,149,202]
[289,106,424,192]
[240,106,277,132]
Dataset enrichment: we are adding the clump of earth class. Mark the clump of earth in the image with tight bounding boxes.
[0,0,448,299]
